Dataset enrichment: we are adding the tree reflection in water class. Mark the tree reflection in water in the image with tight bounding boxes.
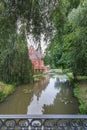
[27,74,79,114]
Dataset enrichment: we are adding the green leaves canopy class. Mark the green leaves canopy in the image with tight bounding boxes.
[44,0,87,77]
[0,0,58,84]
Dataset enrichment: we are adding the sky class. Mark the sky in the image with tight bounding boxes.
[17,19,48,53]
[27,34,48,53]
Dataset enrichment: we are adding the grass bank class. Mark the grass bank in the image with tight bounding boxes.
[66,73,87,114]
[74,83,87,114]
[0,82,15,102]
[73,77,87,114]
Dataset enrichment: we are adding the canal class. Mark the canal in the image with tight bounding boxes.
[0,73,79,114]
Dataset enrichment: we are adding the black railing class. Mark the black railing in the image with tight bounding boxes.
[0,115,87,130]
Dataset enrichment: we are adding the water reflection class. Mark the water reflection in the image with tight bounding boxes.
[54,74,69,83]
[0,74,79,114]
[27,77,61,114]
[45,77,79,114]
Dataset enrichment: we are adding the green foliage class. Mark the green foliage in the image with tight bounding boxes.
[0,90,5,102]
[74,84,87,114]
[44,33,64,68]
[23,89,33,94]
[44,0,71,68]
[79,103,87,114]
[33,73,44,82]
[2,0,58,40]
[0,82,15,102]
[68,1,87,28]
[0,0,87,84]
[44,0,87,78]
[67,1,87,76]
[0,0,34,84]
[0,0,60,84]
[0,34,34,84]
[68,0,80,11]
[63,26,87,76]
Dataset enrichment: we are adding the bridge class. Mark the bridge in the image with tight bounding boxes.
[0,115,87,129]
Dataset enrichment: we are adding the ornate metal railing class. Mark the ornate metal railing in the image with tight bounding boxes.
[0,115,87,130]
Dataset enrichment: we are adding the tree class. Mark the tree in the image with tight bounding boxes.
[3,0,58,40]
[63,0,87,79]
[0,1,34,84]
[44,0,69,68]
[0,0,58,84]
[44,0,87,80]
[44,34,64,68]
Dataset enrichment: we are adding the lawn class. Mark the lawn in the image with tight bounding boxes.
[0,82,15,102]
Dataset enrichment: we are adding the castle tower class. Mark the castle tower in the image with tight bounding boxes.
[29,45,34,55]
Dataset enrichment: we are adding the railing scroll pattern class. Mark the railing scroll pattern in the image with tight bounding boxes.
[0,115,87,130]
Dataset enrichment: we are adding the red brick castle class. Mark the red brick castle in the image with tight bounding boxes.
[29,45,49,73]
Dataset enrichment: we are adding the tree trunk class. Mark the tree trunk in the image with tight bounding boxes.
[73,72,78,82]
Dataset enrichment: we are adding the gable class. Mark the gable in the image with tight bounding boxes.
[29,46,43,60]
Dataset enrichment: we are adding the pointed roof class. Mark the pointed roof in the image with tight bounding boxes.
[29,46,43,60]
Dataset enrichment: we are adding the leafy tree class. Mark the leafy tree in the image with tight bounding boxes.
[0,1,33,84]
[0,0,58,84]
[62,0,87,80]
[0,34,33,84]
[3,0,58,40]
[69,1,87,76]
[44,0,69,68]
[44,0,87,80]
[44,34,64,68]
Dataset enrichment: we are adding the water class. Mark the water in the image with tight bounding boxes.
[0,74,79,114]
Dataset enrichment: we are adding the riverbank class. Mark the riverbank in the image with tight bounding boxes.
[33,73,45,82]
[67,73,87,114]
[46,69,86,114]
[0,69,86,114]
[0,82,15,102]
[73,77,87,114]
[0,73,44,103]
